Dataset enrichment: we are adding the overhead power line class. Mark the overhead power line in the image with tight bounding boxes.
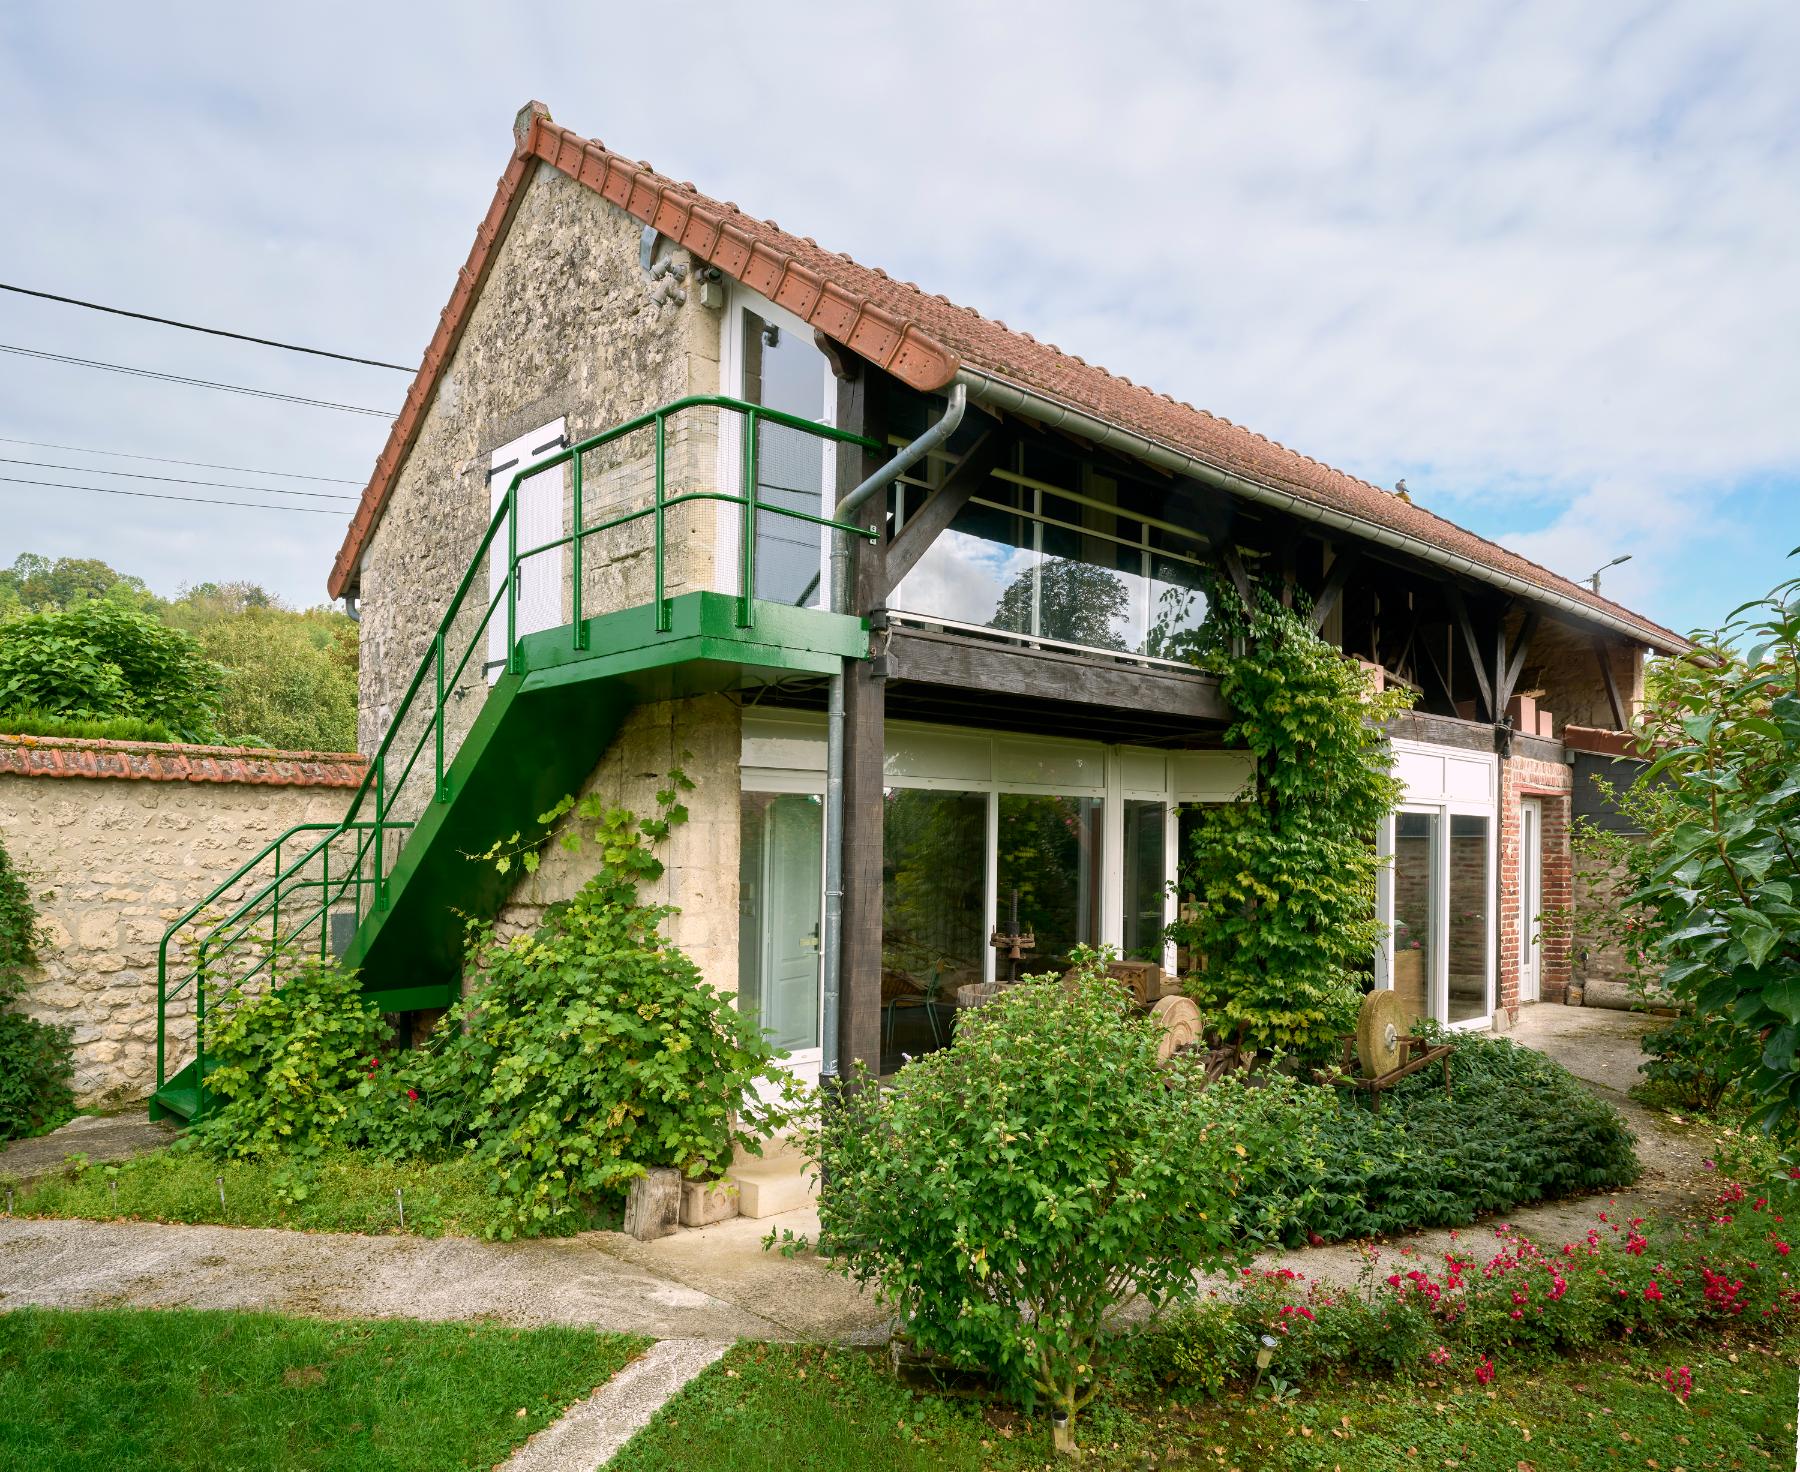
[0,456,359,502]
[0,434,363,485]
[0,472,346,515]
[0,342,394,417]
[0,281,414,372]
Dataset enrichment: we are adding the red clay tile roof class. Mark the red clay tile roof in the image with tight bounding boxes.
[327,102,1685,653]
[0,735,366,787]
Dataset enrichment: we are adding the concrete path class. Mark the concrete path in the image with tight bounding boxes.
[499,1338,727,1472]
[0,1112,175,1187]
[0,1208,888,1342]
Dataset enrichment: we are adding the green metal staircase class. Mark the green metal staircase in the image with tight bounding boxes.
[152,396,875,1122]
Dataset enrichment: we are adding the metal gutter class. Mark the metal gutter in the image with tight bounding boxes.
[820,384,967,1083]
[953,367,1684,654]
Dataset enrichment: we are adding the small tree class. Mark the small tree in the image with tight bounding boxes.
[812,952,1258,1434]
[1628,556,1800,1134]
[1166,589,1412,1057]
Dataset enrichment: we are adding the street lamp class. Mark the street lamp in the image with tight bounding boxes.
[1585,554,1631,593]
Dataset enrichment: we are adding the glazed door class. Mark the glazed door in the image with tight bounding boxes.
[739,792,824,1084]
[1520,798,1543,1003]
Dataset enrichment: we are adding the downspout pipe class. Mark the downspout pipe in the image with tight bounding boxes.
[820,383,966,1084]
[951,367,1683,656]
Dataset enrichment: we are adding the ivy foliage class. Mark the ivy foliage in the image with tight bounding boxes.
[1624,553,1800,1134]
[1165,585,1412,1057]
[0,834,73,1141]
[811,950,1257,1430]
[184,773,793,1237]
[0,600,223,741]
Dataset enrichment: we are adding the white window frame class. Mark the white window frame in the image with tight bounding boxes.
[716,285,838,610]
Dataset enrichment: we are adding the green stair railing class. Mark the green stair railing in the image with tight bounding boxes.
[155,395,880,1113]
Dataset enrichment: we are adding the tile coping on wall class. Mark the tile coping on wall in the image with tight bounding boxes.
[0,734,366,788]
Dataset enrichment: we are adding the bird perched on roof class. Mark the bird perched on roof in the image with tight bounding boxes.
[1394,478,1411,503]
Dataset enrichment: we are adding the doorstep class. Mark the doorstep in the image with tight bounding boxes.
[724,1134,817,1220]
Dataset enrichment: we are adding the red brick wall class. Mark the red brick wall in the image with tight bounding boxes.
[1498,752,1573,1019]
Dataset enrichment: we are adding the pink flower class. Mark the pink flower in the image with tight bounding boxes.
[406,1088,419,1102]
[1427,1347,1452,1367]
[1475,1357,1495,1387]
[1662,1365,1693,1403]
[1643,1282,1664,1303]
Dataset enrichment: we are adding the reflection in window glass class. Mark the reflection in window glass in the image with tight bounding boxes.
[889,486,1036,631]
[737,792,823,1051]
[1123,800,1166,960]
[742,310,828,608]
[1147,552,1209,658]
[882,788,986,1069]
[1447,814,1490,1023]
[1392,811,1437,1027]
[996,794,1103,975]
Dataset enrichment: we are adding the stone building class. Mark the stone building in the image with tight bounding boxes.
[149,102,1689,1189]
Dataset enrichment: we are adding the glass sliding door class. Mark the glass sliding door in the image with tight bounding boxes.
[995,793,1104,975]
[1391,811,1438,1027]
[738,793,824,1074]
[1122,798,1167,961]
[881,788,987,1070]
[739,307,832,609]
[1446,814,1491,1023]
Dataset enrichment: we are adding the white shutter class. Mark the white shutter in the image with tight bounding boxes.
[487,419,567,682]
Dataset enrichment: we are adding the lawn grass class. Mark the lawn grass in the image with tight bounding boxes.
[0,1307,646,1472]
[5,1146,621,1239]
[610,1336,1799,1472]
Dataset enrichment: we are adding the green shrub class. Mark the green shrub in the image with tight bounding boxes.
[196,608,357,752]
[0,835,73,1141]
[185,960,392,1162]
[185,776,790,1239]
[1202,1031,1639,1246]
[1639,1009,1739,1114]
[0,710,177,743]
[0,600,222,740]
[812,949,1261,1429]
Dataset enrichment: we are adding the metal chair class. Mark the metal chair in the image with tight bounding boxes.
[884,966,952,1054]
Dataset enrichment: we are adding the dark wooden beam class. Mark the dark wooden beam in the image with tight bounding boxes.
[1310,549,1359,634]
[1594,636,1628,730]
[1495,608,1541,715]
[1419,626,1457,711]
[1218,543,1254,607]
[884,627,1230,724]
[1279,541,1298,610]
[836,371,884,1079]
[881,428,1010,593]
[1444,584,1494,719]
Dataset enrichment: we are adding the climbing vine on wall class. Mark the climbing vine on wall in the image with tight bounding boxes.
[1164,583,1412,1058]
[0,834,74,1140]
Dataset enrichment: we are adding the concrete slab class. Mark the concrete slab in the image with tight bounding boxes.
[0,1112,175,1188]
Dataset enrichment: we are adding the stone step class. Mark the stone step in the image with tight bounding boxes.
[724,1150,817,1220]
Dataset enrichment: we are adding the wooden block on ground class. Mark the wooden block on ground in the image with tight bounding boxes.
[624,1166,682,1240]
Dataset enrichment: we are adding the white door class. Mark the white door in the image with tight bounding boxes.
[488,419,567,682]
[1520,798,1543,1003]
[740,792,825,1089]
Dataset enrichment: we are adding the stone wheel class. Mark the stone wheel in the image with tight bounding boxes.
[1150,995,1202,1064]
[1356,989,1404,1079]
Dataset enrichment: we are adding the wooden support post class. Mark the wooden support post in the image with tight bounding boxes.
[1445,584,1494,719]
[1594,636,1628,730]
[837,373,885,1078]
[1495,608,1540,716]
[1310,549,1358,634]
[1218,543,1254,608]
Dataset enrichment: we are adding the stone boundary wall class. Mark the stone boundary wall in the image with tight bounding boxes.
[0,736,363,1106]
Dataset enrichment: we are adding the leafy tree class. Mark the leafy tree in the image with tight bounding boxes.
[0,600,223,740]
[1626,555,1800,1135]
[990,557,1130,650]
[1164,585,1412,1057]
[0,553,156,614]
[195,609,358,751]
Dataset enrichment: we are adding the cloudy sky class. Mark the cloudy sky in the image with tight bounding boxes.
[1,2,1795,637]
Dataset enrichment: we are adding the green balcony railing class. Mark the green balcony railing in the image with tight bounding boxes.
[155,395,880,1111]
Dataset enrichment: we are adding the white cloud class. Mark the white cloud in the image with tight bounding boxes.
[0,0,1794,633]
